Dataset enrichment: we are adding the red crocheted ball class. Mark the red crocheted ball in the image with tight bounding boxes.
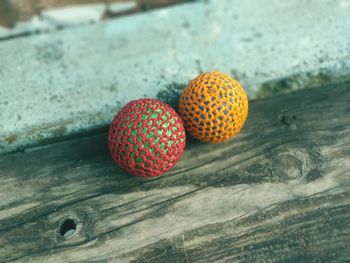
[108,98,186,177]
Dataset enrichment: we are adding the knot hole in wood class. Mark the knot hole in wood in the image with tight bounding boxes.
[58,218,77,238]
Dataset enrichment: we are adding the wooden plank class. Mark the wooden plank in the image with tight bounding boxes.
[0,83,350,262]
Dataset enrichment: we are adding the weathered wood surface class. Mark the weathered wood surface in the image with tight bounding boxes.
[1,83,350,262]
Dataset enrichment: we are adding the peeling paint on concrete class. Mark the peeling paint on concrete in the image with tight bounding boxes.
[0,0,350,154]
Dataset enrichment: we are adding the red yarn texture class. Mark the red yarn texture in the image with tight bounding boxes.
[108,98,186,177]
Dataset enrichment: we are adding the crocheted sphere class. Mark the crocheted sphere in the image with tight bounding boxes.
[108,98,186,177]
[179,71,248,143]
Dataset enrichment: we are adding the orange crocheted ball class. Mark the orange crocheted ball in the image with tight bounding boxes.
[179,71,248,143]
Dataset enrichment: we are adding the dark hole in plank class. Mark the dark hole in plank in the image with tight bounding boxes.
[59,218,76,238]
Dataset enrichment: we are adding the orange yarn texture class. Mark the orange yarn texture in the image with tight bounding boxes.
[179,71,248,143]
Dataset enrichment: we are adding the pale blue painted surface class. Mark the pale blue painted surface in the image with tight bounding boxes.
[0,0,350,153]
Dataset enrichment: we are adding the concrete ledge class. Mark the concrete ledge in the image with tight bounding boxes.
[1,0,350,154]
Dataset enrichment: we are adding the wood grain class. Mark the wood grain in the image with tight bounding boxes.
[0,83,350,262]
